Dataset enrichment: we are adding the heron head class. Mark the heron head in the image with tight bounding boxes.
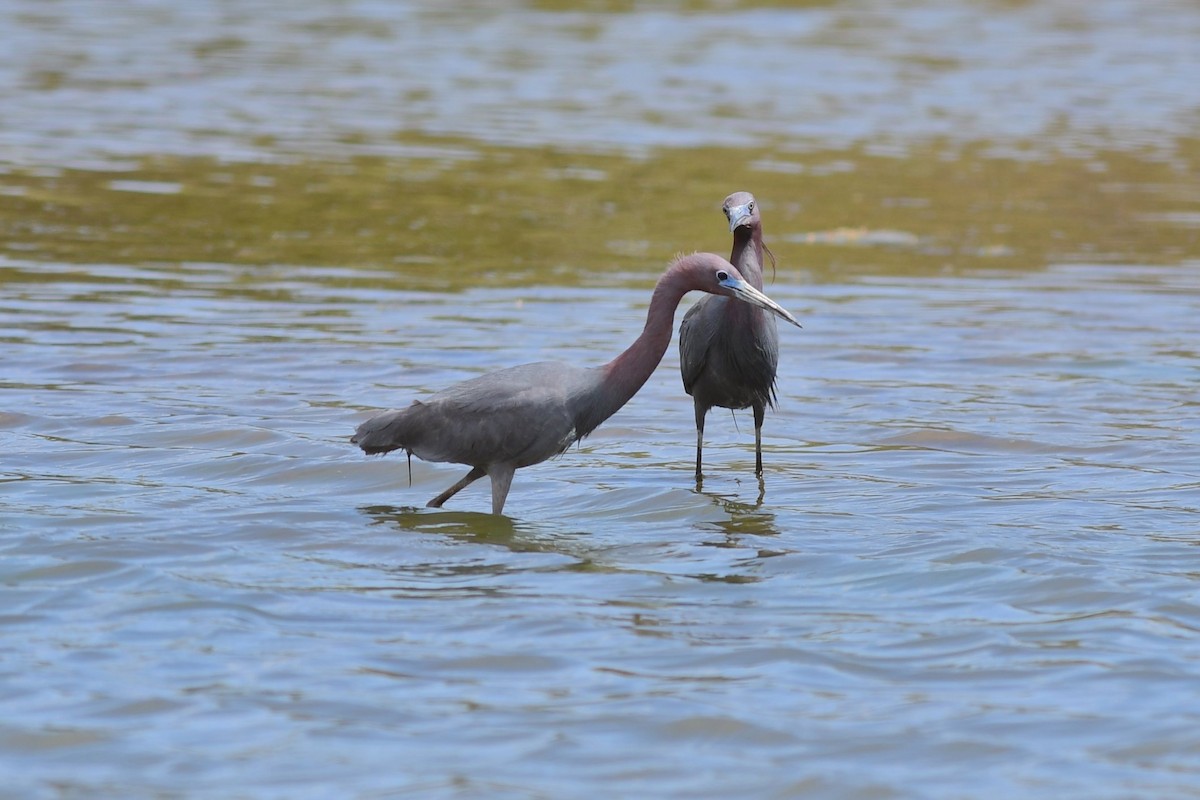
[722,191,759,233]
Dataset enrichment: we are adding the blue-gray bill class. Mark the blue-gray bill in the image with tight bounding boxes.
[717,275,803,329]
[727,202,753,231]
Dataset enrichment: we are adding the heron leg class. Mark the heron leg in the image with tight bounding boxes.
[427,466,486,509]
[488,463,516,516]
[694,400,707,481]
[752,402,766,477]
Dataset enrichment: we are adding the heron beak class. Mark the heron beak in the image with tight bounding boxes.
[726,203,753,232]
[719,275,803,328]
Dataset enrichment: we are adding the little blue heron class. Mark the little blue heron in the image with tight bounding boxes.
[353,252,802,515]
[679,191,784,480]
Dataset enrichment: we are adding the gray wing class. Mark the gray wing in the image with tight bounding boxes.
[386,362,590,469]
[679,297,780,410]
[679,294,722,397]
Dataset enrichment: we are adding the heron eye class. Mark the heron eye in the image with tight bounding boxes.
[748,202,755,212]
[716,270,729,281]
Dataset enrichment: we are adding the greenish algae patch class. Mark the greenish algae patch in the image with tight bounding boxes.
[1,135,1196,292]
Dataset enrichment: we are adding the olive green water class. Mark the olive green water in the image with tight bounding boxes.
[3,2,1200,798]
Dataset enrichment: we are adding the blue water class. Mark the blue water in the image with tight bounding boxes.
[3,0,1200,796]
[5,258,1200,797]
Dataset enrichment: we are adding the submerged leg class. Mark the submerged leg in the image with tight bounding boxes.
[427,465,486,508]
[488,463,516,516]
[693,401,707,481]
[752,402,766,477]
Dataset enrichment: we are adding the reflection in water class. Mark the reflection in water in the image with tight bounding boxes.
[361,504,521,545]
[686,483,786,584]
[694,481,781,539]
[359,504,604,567]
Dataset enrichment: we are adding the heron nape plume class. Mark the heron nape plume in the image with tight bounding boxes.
[353,252,802,515]
[679,191,786,481]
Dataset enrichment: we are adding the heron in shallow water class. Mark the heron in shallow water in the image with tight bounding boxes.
[679,191,784,480]
[353,252,802,515]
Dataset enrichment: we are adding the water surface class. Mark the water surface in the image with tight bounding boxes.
[5,256,1200,797]
[3,1,1200,797]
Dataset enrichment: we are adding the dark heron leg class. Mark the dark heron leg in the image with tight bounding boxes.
[753,402,766,477]
[693,400,707,481]
[427,466,486,508]
[488,464,516,516]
